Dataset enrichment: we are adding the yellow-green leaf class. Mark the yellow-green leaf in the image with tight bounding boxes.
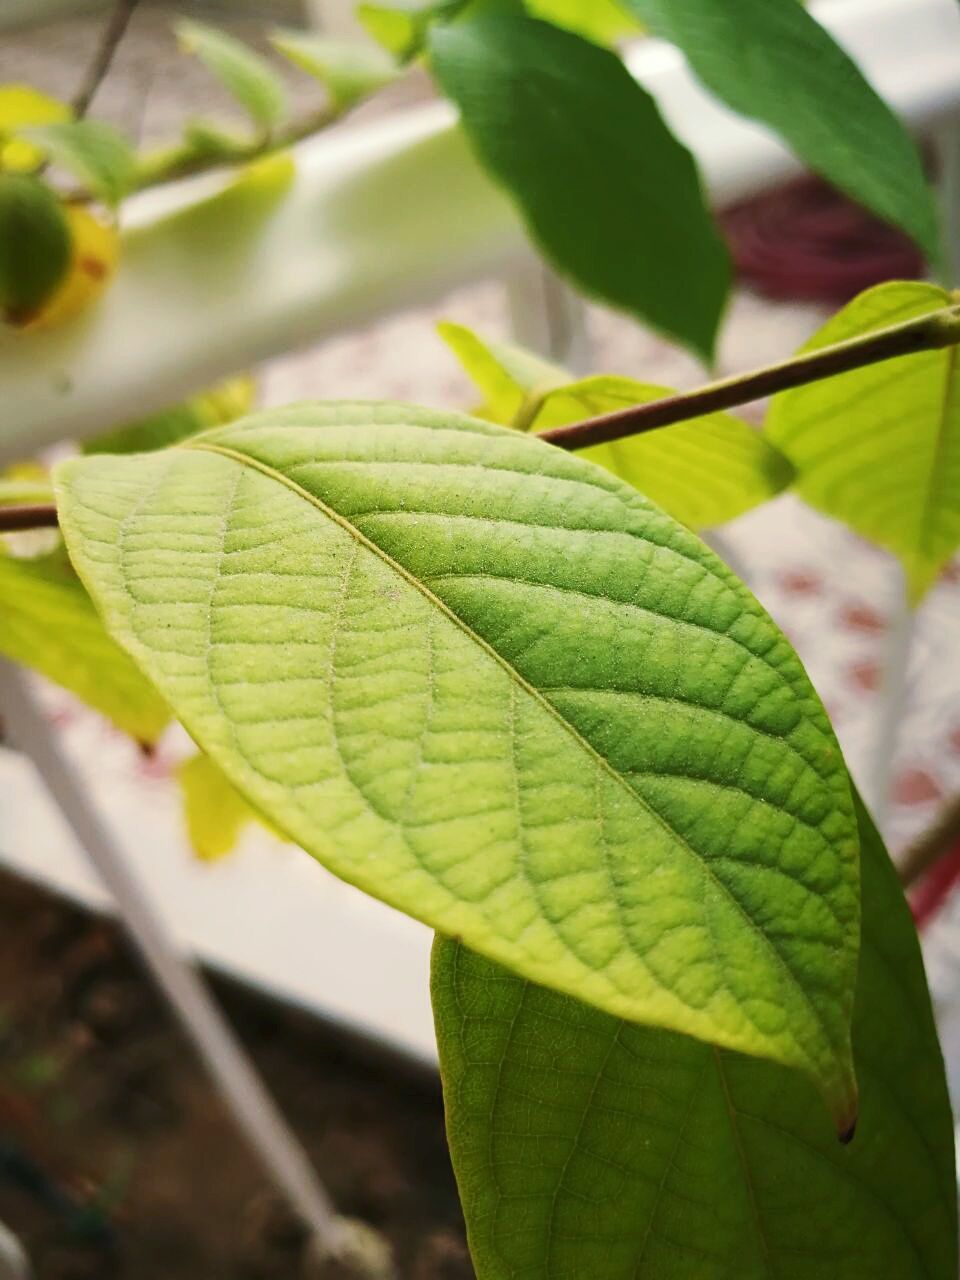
[526,0,643,44]
[0,84,71,171]
[765,282,960,604]
[23,120,136,207]
[55,402,861,1126]
[534,375,794,529]
[0,551,169,743]
[437,321,569,425]
[177,751,260,861]
[84,375,257,456]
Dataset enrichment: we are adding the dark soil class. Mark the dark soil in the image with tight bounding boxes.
[0,868,473,1279]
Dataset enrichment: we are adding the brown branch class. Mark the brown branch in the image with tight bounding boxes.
[899,793,960,889]
[8,301,960,535]
[0,505,60,532]
[72,0,141,119]
[538,303,960,451]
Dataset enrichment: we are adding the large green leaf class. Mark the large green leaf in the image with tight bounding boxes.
[428,10,730,359]
[55,402,858,1119]
[533,376,794,530]
[621,0,939,263]
[765,282,960,604]
[433,793,957,1280]
[0,551,169,743]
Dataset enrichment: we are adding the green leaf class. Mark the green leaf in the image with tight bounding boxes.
[175,19,287,132]
[534,375,794,529]
[23,121,136,207]
[433,790,956,1280]
[428,10,730,359]
[83,375,256,456]
[269,30,400,109]
[437,321,569,424]
[765,282,960,604]
[525,0,643,44]
[621,0,940,263]
[55,402,859,1121]
[0,550,169,743]
[177,750,260,861]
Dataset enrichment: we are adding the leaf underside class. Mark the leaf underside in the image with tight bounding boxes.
[765,282,960,603]
[433,794,956,1280]
[56,402,858,1116]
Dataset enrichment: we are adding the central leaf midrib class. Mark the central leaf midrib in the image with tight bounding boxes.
[186,438,840,1063]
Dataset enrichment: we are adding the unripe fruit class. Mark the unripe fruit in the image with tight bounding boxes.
[0,173,72,325]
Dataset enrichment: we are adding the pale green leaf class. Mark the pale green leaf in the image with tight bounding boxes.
[0,551,169,743]
[83,375,257,456]
[433,792,956,1280]
[437,321,569,424]
[621,0,940,262]
[24,121,136,207]
[526,0,643,44]
[765,282,960,604]
[428,10,730,359]
[533,375,794,529]
[269,30,400,109]
[175,19,287,132]
[178,751,259,861]
[55,402,859,1121]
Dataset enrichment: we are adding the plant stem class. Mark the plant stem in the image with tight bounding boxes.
[72,0,141,119]
[900,793,960,889]
[131,104,339,192]
[0,504,60,532]
[538,303,960,450]
[7,302,960,535]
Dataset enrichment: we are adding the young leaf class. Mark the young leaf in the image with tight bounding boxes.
[269,30,400,110]
[23,121,136,207]
[0,551,169,743]
[765,282,960,604]
[526,0,643,45]
[175,19,287,133]
[437,321,568,424]
[534,375,794,529]
[428,10,730,359]
[358,0,457,58]
[83,375,256,456]
[178,751,260,861]
[0,474,55,507]
[622,0,940,263]
[433,793,957,1280]
[55,402,859,1123]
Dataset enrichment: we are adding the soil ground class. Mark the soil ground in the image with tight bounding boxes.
[0,868,472,1279]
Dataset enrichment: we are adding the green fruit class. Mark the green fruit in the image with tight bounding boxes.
[0,173,72,324]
